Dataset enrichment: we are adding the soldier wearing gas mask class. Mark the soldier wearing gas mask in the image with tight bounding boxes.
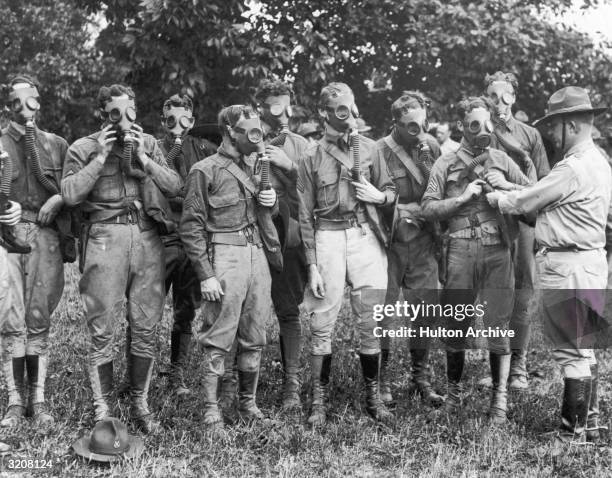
[180,105,280,430]
[62,84,182,434]
[297,82,396,425]
[0,75,70,430]
[484,71,547,390]
[422,96,532,424]
[374,91,444,407]
[118,94,216,399]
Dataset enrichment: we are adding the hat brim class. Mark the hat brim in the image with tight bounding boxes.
[72,435,144,463]
[533,106,607,126]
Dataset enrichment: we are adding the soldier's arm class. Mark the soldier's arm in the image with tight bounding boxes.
[61,142,106,207]
[369,147,397,207]
[531,128,550,179]
[179,168,214,280]
[145,140,183,196]
[297,153,317,265]
[497,162,572,215]
[421,158,464,221]
[504,156,533,187]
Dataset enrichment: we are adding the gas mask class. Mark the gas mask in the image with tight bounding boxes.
[8,85,40,124]
[462,108,494,153]
[394,108,429,146]
[486,81,515,122]
[162,106,195,138]
[102,97,137,139]
[231,116,265,156]
[261,95,292,131]
[322,93,359,132]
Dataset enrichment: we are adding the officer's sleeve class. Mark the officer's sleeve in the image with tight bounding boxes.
[61,141,105,207]
[421,157,463,220]
[297,150,317,265]
[530,128,550,179]
[504,156,533,186]
[145,139,183,196]
[369,145,396,207]
[179,168,214,281]
[497,162,573,215]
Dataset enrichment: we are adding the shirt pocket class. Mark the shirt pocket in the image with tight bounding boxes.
[91,161,123,203]
[208,190,244,229]
[316,172,339,208]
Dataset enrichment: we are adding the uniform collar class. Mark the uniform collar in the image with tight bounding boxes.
[565,138,596,159]
[6,121,27,141]
[323,123,350,150]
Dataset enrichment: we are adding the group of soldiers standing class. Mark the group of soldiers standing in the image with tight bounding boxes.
[0,70,609,452]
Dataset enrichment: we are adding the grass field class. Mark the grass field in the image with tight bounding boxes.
[1,263,612,477]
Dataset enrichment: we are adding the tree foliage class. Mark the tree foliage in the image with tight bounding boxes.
[2,0,610,141]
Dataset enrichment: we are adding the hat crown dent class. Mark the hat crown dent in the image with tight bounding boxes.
[89,418,130,456]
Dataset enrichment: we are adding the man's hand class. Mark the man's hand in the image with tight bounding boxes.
[94,125,117,162]
[131,124,151,169]
[258,188,277,208]
[351,176,386,204]
[308,264,325,299]
[0,201,22,226]
[37,194,64,226]
[486,191,503,208]
[458,179,485,204]
[201,276,224,302]
[485,170,513,190]
[265,145,293,171]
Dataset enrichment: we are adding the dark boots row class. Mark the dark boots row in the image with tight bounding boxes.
[1,353,54,429]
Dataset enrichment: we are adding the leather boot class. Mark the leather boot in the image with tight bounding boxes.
[202,348,224,429]
[237,370,264,422]
[169,331,192,397]
[360,353,393,423]
[1,355,26,428]
[379,349,393,405]
[279,335,301,411]
[444,350,465,414]
[586,364,607,441]
[129,354,161,434]
[0,192,31,254]
[26,354,54,427]
[508,349,528,390]
[488,353,510,424]
[410,348,444,407]
[558,377,591,444]
[308,354,331,426]
[88,361,114,423]
[117,329,131,398]
[219,348,238,409]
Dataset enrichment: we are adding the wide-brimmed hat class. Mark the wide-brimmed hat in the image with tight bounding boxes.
[72,417,144,463]
[534,86,607,126]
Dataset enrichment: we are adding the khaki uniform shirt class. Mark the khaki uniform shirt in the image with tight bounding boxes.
[498,139,612,250]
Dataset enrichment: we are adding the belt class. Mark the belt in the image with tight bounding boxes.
[316,213,368,231]
[92,209,140,225]
[447,211,498,234]
[210,224,262,246]
[538,245,597,255]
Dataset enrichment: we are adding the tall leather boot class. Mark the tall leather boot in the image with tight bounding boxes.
[1,354,26,428]
[509,349,529,390]
[279,335,301,411]
[169,331,192,397]
[237,370,264,422]
[219,347,238,409]
[25,354,54,427]
[559,377,591,444]
[586,364,607,441]
[379,349,393,405]
[88,361,114,423]
[0,192,31,254]
[129,354,161,434]
[202,348,224,430]
[117,328,131,398]
[410,348,444,407]
[488,353,511,424]
[359,353,393,423]
[308,354,331,426]
[444,350,465,414]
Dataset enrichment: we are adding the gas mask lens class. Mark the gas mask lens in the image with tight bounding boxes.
[179,116,193,129]
[25,97,40,111]
[328,104,359,121]
[501,92,513,105]
[247,127,263,144]
[268,104,293,117]
[468,119,494,134]
[108,106,136,124]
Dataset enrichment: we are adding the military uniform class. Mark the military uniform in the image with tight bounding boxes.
[0,121,68,426]
[374,133,443,404]
[298,125,396,423]
[422,141,531,420]
[497,138,611,439]
[62,131,181,429]
[491,115,547,386]
[180,144,276,424]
